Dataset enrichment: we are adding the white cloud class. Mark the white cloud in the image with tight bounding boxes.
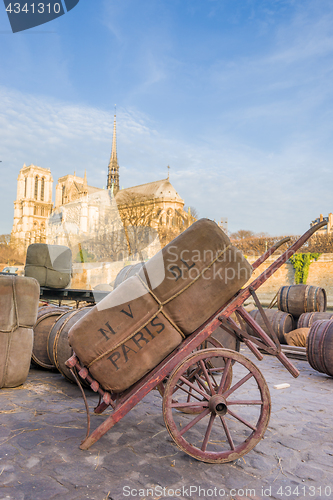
[1,58,332,240]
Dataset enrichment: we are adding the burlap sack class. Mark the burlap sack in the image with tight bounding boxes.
[284,328,310,347]
[138,219,252,335]
[0,276,40,388]
[69,276,183,392]
[69,219,251,393]
[25,244,72,288]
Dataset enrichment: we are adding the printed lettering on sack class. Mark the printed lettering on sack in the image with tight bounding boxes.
[103,318,165,371]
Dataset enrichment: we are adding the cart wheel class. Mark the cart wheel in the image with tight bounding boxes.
[156,337,232,414]
[163,348,271,463]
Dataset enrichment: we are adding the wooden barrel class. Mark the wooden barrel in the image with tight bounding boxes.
[277,285,326,317]
[247,309,294,344]
[297,312,333,329]
[307,320,333,376]
[32,305,70,369]
[114,262,144,289]
[47,307,91,383]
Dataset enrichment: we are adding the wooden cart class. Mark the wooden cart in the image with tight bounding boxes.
[66,221,326,463]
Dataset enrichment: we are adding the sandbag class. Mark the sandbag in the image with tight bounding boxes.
[284,328,310,347]
[69,219,252,393]
[25,243,72,288]
[69,276,183,392]
[0,275,39,388]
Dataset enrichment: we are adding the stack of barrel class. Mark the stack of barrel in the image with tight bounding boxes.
[277,284,331,348]
[247,284,330,346]
[32,304,92,383]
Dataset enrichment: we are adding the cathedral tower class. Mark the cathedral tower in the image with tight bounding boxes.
[107,113,120,193]
[11,164,53,249]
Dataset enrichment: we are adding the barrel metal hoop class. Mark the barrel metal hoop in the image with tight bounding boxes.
[320,321,332,375]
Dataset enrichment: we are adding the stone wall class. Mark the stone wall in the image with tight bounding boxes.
[247,253,333,307]
[71,260,141,290]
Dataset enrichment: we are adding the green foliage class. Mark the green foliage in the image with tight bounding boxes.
[289,253,320,284]
[74,248,95,263]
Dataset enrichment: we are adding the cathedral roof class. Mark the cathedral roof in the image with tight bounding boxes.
[115,178,183,204]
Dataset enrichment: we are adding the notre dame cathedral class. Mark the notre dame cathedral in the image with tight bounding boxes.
[11,114,193,260]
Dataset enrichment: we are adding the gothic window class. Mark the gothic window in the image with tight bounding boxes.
[41,178,45,201]
[62,185,66,205]
[34,206,38,216]
[41,207,45,216]
[34,176,38,200]
[24,177,27,198]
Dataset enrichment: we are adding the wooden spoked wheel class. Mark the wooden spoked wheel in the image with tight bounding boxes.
[163,348,271,463]
[157,337,233,414]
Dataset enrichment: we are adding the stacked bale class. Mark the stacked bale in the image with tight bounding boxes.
[307,319,333,377]
[0,275,39,388]
[25,243,72,288]
[68,218,252,393]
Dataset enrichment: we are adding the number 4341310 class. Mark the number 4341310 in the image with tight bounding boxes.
[6,3,62,14]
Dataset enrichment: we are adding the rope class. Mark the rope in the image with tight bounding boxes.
[87,244,232,369]
[87,309,163,369]
[1,277,19,387]
[70,367,91,440]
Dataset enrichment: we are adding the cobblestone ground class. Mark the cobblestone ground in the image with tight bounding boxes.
[0,347,332,500]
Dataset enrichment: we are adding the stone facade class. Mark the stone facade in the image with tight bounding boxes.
[11,115,193,262]
[11,164,53,249]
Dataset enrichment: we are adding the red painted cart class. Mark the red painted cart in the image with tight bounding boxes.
[66,221,326,463]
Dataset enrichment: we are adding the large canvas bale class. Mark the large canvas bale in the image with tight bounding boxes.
[0,276,40,388]
[25,244,72,288]
[69,219,252,393]
[69,276,183,392]
[138,218,252,335]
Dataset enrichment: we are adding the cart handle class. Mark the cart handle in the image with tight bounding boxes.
[223,220,327,315]
[252,237,291,270]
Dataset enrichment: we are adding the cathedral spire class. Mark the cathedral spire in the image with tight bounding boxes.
[107,109,120,193]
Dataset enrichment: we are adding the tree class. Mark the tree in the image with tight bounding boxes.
[230,229,255,240]
[0,234,25,265]
[117,193,159,259]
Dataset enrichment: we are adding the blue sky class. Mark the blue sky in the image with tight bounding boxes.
[1,0,333,235]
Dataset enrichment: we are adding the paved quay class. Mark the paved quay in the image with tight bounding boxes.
[0,348,332,500]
